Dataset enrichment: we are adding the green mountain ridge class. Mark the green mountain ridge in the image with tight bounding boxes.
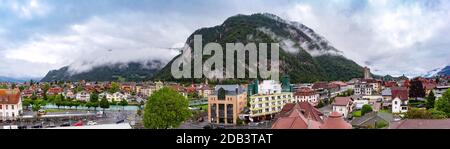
[153,13,364,83]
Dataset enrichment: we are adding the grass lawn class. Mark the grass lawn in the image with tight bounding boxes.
[352,110,362,117]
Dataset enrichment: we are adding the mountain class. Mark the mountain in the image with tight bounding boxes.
[152,13,364,83]
[437,66,450,76]
[423,65,450,78]
[41,60,164,82]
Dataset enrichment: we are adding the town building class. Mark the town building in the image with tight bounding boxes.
[75,91,90,101]
[208,85,247,125]
[354,82,373,95]
[271,102,323,129]
[248,80,294,121]
[350,111,393,129]
[391,87,409,113]
[0,89,23,121]
[293,87,319,106]
[319,111,352,129]
[434,86,450,99]
[332,97,353,118]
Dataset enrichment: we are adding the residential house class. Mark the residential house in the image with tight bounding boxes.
[434,86,450,99]
[332,97,353,118]
[381,88,392,101]
[350,111,393,128]
[391,87,409,113]
[354,82,373,95]
[294,87,320,106]
[100,92,127,102]
[75,91,90,101]
[0,89,23,121]
[208,85,247,125]
[47,87,63,96]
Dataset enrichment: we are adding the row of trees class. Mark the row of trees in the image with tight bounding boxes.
[407,89,450,119]
[23,92,129,113]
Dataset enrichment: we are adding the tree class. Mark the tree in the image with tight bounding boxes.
[361,104,373,116]
[435,89,450,116]
[119,99,128,110]
[23,99,32,110]
[429,109,447,119]
[426,91,436,109]
[100,96,110,116]
[409,78,425,99]
[109,82,120,93]
[32,104,41,112]
[18,86,26,92]
[144,87,191,129]
[90,92,99,102]
[406,108,432,119]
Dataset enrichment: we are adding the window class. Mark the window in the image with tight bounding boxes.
[0,105,2,109]
[11,105,14,110]
[5,105,8,110]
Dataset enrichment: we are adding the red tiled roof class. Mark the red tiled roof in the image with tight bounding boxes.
[0,89,21,104]
[271,109,321,129]
[390,119,450,129]
[320,112,352,129]
[391,87,408,101]
[294,87,316,96]
[333,97,352,106]
[312,82,328,90]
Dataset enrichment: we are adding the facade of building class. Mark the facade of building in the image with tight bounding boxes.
[208,85,247,125]
[75,91,90,101]
[294,87,320,106]
[332,97,353,118]
[0,89,23,121]
[434,86,450,99]
[354,82,373,95]
[391,87,409,113]
[248,80,294,120]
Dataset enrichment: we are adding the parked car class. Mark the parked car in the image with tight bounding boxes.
[38,109,46,116]
[60,122,71,127]
[116,119,125,124]
[32,124,43,129]
[18,125,28,129]
[73,121,83,126]
[203,125,212,129]
[87,121,97,125]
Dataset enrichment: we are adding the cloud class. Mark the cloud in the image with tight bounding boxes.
[279,0,450,76]
[2,12,195,77]
[7,0,51,19]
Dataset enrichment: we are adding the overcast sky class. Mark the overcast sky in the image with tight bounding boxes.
[0,0,449,78]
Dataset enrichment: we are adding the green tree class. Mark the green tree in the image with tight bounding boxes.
[406,108,432,119]
[90,92,99,102]
[18,86,26,92]
[426,91,436,109]
[409,78,425,99]
[361,104,373,116]
[144,87,191,129]
[109,82,120,93]
[119,99,128,110]
[435,89,450,116]
[100,96,110,116]
[22,99,32,110]
[32,104,41,112]
[429,109,447,119]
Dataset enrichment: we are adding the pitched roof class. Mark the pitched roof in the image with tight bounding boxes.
[0,89,21,104]
[350,112,393,126]
[271,109,321,129]
[320,112,352,129]
[333,97,352,106]
[277,102,323,123]
[391,87,408,101]
[390,119,450,129]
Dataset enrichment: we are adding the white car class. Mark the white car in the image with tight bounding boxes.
[87,121,97,125]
